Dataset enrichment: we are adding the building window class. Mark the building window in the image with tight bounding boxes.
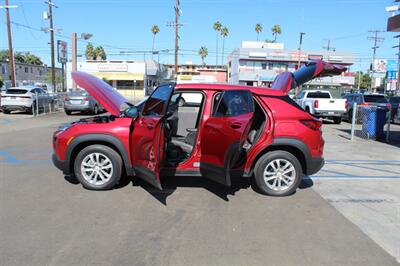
[1,65,5,74]
[261,63,267,70]
[25,67,28,73]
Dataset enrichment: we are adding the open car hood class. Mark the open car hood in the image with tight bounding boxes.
[270,60,347,93]
[71,71,130,115]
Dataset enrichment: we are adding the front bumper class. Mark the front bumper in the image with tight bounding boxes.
[1,105,32,111]
[52,153,71,175]
[306,157,325,175]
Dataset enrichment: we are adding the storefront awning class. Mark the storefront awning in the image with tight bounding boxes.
[94,73,144,81]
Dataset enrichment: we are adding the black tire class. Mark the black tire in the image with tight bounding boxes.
[347,110,353,122]
[74,145,123,190]
[3,109,10,114]
[305,106,311,113]
[253,150,303,196]
[333,117,342,124]
[65,110,72,115]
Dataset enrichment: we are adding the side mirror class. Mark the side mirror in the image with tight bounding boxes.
[124,106,139,119]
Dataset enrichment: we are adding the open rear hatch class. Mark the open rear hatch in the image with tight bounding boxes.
[71,71,131,116]
[271,60,347,93]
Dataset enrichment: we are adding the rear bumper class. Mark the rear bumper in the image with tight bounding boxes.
[1,105,32,111]
[52,153,71,175]
[306,157,325,175]
[314,110,345,117]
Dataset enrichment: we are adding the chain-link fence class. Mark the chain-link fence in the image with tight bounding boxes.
[31,92,66,117]
[350,103,391,142]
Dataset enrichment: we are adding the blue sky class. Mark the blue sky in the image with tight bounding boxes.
[0,0,397,71]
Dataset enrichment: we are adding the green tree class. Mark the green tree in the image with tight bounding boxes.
[198,46,208,65]
[44,71,62,86]
[255,23,263,41]
[151,25,160,59]
[220,26,229,65]
[0,50,43,65]
[24,52,43,65]
[94,46,107,60]
[213,21,222,66]
[271,24,282,42]
[85,43,95,60]
[0,76,4,89]
[355,71,372,89]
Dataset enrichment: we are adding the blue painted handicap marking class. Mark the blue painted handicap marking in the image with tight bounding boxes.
[0,150,51,165]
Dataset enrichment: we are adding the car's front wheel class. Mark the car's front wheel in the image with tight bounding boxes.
[254,151,302,196]
[74,145,122,190]
[333,117,342,124]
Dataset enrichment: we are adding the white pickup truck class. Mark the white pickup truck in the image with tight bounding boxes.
[294,90,347,124]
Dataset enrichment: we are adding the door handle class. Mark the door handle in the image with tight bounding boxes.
[230,122,242,129]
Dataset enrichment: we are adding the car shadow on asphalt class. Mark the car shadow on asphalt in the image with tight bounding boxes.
[64,175,314,205]
[336,128,400,148]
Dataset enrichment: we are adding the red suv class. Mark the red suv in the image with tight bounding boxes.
[52,61,345,196]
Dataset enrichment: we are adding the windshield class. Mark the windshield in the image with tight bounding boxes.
[306,92,331,99]
[364,95,388,103]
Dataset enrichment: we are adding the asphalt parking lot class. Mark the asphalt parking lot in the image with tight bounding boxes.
[0,111,399,265]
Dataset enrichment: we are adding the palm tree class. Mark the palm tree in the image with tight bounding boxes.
[151,25,160,59]
[271,24,282,42]
[213,21,222,66]
[198,46,208,65]
[255,23,263,41]
[220,27,229,65]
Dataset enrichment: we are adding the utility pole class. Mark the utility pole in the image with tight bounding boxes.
[1,0,17,87]
[167,0,181,80]
[72,32,77,89]
[46,0,57,92]
[393,35,400,94]
[296,32,305,94]
[323,39,336,52]
[367,30,385,92]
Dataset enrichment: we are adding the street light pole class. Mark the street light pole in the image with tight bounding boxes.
[45,1,57,92]
[2,0,17,87]
[71,32,92,89]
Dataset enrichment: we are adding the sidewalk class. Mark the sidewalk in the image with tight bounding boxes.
[312,122,400,262]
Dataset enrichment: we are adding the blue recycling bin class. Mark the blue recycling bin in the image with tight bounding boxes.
[360,106,386,139]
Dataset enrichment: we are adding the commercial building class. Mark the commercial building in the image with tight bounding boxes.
[227,41,356,95]
[0,60,62,90]
[66,60,171,99]
[164,62,227,83]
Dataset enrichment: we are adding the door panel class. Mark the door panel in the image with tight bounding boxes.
[130,84,174,189]
[200,90,254,186]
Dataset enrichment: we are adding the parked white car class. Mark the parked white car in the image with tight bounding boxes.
[294,90,347,124]
[0,86,52,114]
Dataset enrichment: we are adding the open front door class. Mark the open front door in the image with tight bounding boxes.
[200,90,254,186]
[130,84,174,189]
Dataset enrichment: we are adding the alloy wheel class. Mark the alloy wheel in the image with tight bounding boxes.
[263,159,296,191]
[81,152,113,186]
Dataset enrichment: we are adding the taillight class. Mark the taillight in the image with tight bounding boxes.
[83,97,89,101]
[64,97,70,101]
[386,103,392,109]
[301,119,322,131]
[345,100,349,109]
[314,100,319,108]
[359,103,369,107]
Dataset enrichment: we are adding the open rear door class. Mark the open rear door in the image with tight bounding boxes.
[270,60,347,93]
[130,84,174,189]
[200,90,254,186]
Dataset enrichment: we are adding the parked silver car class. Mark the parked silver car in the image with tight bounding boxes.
[0,86,52,114]
[64,89,104,115]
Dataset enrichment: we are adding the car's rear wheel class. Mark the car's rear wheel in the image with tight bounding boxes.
[333,117,342,124]
[74,145,122,190]
[65,110,72,115]
[254,151,302,196]
[3,109,10,114]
